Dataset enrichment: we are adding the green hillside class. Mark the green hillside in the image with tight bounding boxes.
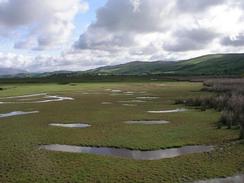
[87,61,176,75]
[175,54,244,75]
[86,53,244,76]
[1,53,244,79]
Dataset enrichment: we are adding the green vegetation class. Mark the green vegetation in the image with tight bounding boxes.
[1,53,244,81]
[177,79,244,139]
[0,82,243,182]
[86,53,244,76]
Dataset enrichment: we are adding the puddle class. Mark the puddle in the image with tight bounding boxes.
[136,97,159,99]
[33,96,74,103]
[0,95,74,104]
[18,98,42,101]
[119,100,146,103]
[0,93,47,99]
[124,92,134,96]
[40,145,214,160]
[111,90,122,93]
[102,102,112,105]
[130,100,146,103]
[49,123,91,128]
[0,111,39,118]
[124,92,134,94]
[122,104,137,107]
[125,120,170,125]
[0,102,11,104]
[194,174,244,183]
[148,108,188,114]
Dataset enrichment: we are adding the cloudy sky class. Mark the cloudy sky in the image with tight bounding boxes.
[0,0,244,72]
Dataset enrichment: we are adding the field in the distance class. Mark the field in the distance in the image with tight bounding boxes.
[0,82,243,183]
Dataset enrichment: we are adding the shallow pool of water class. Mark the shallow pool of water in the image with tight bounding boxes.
[34,96,74,103]
[125,120,170,125]
[101,102,112,105]
[49,123,91,128]
[40,145,214,160]
[136,97,159,99]
[0,111,39,118]
[111,90,122,93]
[119,100,146,103]
[0,93,47,99]
[0,95,74,104]
[194,174,244,183]
[122,104,137,107]
[148,108,188,113]
[124,91,134,94]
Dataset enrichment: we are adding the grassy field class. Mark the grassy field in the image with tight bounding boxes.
[0,82,243,183]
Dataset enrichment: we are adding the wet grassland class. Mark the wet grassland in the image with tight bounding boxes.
[0,82,243,183]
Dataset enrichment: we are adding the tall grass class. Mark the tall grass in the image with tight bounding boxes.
[176,78,244,139]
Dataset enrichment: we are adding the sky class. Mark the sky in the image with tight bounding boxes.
[0,0,244,72]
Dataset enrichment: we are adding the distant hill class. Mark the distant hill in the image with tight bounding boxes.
[86,61,176,75]
[0,67,27,76]
[1,53,244,79]
[0,70,73,78]
[86,53,244,76]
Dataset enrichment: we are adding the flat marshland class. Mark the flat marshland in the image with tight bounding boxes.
[0,82,243,183]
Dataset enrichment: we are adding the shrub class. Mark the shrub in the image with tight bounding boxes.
[178,78,244,139]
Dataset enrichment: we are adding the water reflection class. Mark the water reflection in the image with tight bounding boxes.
[194,174,244,183]
[125,120,169,125]
[40,145,214,160]
[148,108,188,113]
[0,111,39,118]
[119,100,146,103]
[49,123,91,128]
[136,97,159,99]
[101,102,112,105]
[122,104,137,107]
[0,94,73,104]
[0,93,47,99]
[34,96,73,103]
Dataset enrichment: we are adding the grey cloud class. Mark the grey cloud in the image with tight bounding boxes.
[221,35,244,47]
[163,28,218,52]
[2,0,244,72]
[75,0,227,53]
[0,0,88,50]
[75,28,135,50]
[176,0,226,12]
[0,0,46,26]
[75,0,171,50]
[90,0,166,33]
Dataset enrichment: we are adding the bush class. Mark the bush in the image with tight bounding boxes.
[178,78,244,139]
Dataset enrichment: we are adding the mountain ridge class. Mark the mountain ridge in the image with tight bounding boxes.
[1,53,244,78]
[85,53,244,76]
[0,67,27,76]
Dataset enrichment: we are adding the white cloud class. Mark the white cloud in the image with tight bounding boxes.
[175,0,226,12]
[130,0,141,12]
[0,0,89,50]
[1,0,244,72]
[74,0,244,67]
